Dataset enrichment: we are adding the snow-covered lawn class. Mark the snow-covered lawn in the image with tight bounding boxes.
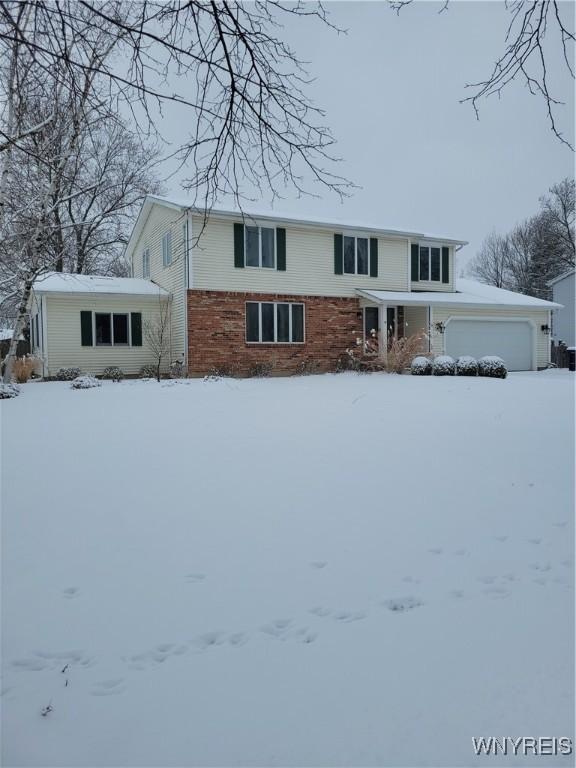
[2,371,574,767]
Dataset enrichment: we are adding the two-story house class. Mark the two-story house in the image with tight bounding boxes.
[29,194,560,376]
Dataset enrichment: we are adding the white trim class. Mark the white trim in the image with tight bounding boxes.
[245,300,305,344]
[443,315,537,371]
[548,269,575,287]
[40,294,48,377]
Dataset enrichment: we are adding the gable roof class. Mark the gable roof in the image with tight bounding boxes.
[33,272,169,297]
[358,278,562,309]
[548,268,575,287]
[124,194,468,257]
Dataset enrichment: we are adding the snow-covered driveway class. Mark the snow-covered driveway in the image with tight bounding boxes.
[2,371,574,766]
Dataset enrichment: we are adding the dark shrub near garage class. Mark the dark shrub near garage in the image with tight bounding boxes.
[432,355,455,376]
[456,356,478,376]
[478,356,508,379]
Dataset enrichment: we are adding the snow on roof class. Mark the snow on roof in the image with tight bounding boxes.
[136,194,468,246]
[358,278,562,309]
[33,272,169,296]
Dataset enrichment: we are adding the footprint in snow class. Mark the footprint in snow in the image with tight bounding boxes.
[90,679,125,696]
[529,562,551,572]
[453,548,468,556]
[62,587,80,599]
[382,596,424,612]
[185,573,206,583]
[192,632,227,651]
[528,538,542,545]
[450,590,465,599]
[483,585,509,599]
[533,577,548,586]
[402,575,421,584]
[228,632,248,647]
[333,610,367,623]
[309,561,327,569]
[494,535,508,543]
[309,606,331,617]
[478,576,496,585]
[428,547,443,555]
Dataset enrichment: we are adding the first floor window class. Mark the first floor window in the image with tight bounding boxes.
[245,225,275,268]
[246,301,304,343]
[113,314,129,345]
[95,313,129,345]
[343,235,369,275]
[95,313,112,345]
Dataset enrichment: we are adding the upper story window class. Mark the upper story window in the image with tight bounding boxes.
[245,225,275,268]
[344,235,369,275]
[162,231,172,267]
[142,248,150,278]
[411,243,450,284]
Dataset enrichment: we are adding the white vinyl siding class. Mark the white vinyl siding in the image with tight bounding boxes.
[42,293,171,376]
[412,244,455,292]
[129,204,187,365]
[430,306,550,369]
[191,215,409,297]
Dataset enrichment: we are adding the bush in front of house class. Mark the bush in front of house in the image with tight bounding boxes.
[139,364,158,379]
[102,366,124,382]
[478,356,508,379]
[71,375,101,389]
[411,356,432,376]
[247,361,275,377]
[13,355,39,383]
[432,355,455,376]
[55,366,81,381]
[0,382,20,399]
[456,356,478,377]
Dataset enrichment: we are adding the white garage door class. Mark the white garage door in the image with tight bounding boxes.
[445,319,533,371]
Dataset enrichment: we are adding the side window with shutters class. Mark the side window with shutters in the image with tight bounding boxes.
[234,223,286,271]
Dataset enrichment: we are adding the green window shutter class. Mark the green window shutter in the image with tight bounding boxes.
[131,312,142,346]
[234,223,245,268]
[369,238,378,277]
[442,247,450,284]
[276,228,286,271]
[80,311,93,346]
[334,233,343,275]
[411,244,419,282]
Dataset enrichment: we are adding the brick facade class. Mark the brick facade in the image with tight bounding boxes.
[187,289,363,376]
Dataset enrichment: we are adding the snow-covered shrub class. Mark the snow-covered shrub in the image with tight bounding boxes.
[13,355,38,383]
[247,361,274,378]
[432,355,456,376]
[102,366,124,382]
[386,330,428,373]
[55,366,81,381]
[478,356,508,379]
[170,360,185,379]
[71,375,101,389]
[297,359,321,376]
[411,356,432,376]
[139,364,157,379]
[456,356,478,377]
[0,382,20,399]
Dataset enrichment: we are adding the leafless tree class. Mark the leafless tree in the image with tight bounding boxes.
[143,297,172,382]
[468,177,575,299]
[389,0,574,149]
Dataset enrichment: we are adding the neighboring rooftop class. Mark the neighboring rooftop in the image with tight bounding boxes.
[548,268,575,287]
[33,272,169,296]
[358,278,562,309]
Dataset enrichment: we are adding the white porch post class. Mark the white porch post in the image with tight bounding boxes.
[378,303,387,362]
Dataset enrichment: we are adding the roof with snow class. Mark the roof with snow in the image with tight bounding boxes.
[33,272,169,297]
[125,194,468,256]
[358,279,562,309]
[547,268,575,287]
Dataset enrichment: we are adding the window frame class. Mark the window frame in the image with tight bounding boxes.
[162,231,172,268]
[244,224,277,269]
[415,241,447,283]
[245,301,305,344]
[93,312,132,347]
[142,248,150,278]
[342,234,370,276]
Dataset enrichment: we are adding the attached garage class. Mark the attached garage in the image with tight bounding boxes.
[445,319,534,371]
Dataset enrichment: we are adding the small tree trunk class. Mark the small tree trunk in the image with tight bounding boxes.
[3,277,34,383]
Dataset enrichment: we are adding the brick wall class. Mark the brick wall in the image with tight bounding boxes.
[187,290,363,376]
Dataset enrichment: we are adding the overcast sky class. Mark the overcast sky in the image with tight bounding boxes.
[162,1,574,272]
